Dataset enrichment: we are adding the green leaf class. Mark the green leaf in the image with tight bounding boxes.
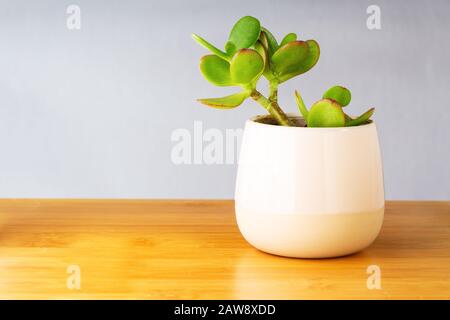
[255,32,269,52]
[323,86,351,107]
[278,39,320,83]
[271,41,309,76]
[254,41,268,71]
[294,90,309,120]
[199,55,233,86]
[192,33,230,61]
[256,35,275,80]
[258,30,269,50]
[230,49,264,85]
[280,33,297,47]
[260,27,278,56]
[197,91,250,109]
[307,99,345,127]
[345,108,375,126]
[225,41,236,56]
[228,16,261,51]
[344,113,353,124]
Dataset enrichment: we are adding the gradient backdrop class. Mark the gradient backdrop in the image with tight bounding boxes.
[0,0,449,199]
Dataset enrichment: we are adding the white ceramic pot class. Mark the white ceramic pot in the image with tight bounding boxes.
[235,115,384,258]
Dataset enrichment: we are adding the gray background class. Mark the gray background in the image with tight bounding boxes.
[0,0,449,200]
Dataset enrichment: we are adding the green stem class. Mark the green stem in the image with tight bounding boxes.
[269,81,278,102]
[251,90,291,126]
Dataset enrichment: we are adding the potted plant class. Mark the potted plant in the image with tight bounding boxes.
[192,16,384,258]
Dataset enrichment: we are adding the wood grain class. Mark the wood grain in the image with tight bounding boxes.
[0,200,448,300]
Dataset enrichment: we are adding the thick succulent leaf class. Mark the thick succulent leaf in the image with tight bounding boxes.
[197,91,250,109]
[294,90,309,120]
[271,41,309,75]
[278,39,320,83]
[199,55,233,86]
[256,35,275,80]
[258,31,269,50]
[323,86,351,107]
[344,113,353,123]
[228,16,261,51]
[260,27,278,56]
[192,33,230,61]
[225,41,236,56]
[345,108,375,126]
[280,33,297,47]
[230,49,264,85]
[254,41,268,71]
[307,99,345,127]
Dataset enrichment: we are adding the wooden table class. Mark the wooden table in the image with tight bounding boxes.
[0,200,448,300]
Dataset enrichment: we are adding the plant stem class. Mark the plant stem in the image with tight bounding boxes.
[269,81,278,102]
[251,90,291,126]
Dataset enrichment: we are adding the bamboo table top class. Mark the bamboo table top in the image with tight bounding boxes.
[0,200,448,300]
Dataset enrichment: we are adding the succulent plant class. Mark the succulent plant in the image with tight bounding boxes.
[295,86,375,127]
[193,16,374,127]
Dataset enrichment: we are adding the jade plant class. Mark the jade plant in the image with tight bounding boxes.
[192,16,374,127]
